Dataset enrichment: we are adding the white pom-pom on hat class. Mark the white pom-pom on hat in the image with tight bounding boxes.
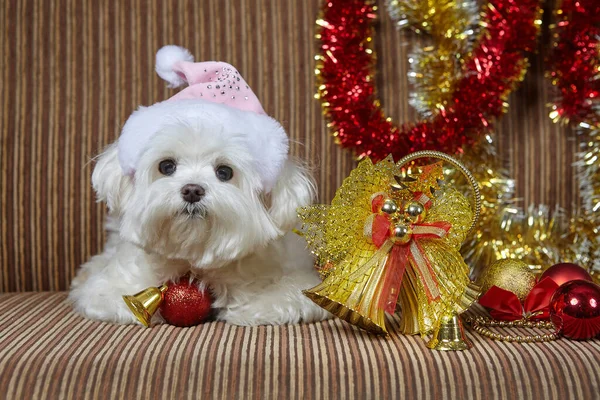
[155,45,194,88]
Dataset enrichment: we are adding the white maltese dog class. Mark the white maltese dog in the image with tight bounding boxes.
[69,46,330,326]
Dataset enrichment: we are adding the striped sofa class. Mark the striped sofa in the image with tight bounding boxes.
[1,0,599,399]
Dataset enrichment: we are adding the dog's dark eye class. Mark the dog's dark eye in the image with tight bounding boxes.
[215,165,234,182]
[158,159,177,176]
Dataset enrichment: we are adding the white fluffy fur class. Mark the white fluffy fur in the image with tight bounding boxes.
[155,45,194,88]
[70,121,330,326]
[118,100,289,193]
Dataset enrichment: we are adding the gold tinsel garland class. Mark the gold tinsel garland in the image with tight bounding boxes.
[387,0,480,116]
[385,0,599,275]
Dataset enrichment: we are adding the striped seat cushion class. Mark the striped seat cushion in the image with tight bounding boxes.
[1,293,598,399]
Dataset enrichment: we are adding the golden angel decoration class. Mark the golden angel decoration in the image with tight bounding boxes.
[299,151,481,350]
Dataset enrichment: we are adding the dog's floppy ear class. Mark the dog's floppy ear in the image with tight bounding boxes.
[92,143,133,215]
[268,159,316,232]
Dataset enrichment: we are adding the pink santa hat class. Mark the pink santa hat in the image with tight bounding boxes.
[117,45,289,192]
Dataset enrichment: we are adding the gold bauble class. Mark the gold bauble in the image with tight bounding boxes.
[404,201,426,223]
[381,199,398,215]
[390,223,413,245]
[479,259,536,301]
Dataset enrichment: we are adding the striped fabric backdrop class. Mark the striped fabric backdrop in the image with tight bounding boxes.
[0,0,580,292]
[1,293,599,399]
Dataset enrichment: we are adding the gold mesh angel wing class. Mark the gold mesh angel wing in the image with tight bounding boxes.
[298,156,399,271]
[426,187,473,249]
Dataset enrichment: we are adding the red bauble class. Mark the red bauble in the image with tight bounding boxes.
[160,277,212,327]
[550,280,600,340]
[540,263,593,287]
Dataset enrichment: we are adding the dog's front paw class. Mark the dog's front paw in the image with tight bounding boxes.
[218,294,332,326]
[68,286,141,325]
[299,300,333,323]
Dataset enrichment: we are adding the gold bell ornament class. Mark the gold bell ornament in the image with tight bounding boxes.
[122,285,169,327]
[299,150,482,350]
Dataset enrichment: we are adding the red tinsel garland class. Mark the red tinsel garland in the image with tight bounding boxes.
[316,0,540,161]
[547,0,600,124]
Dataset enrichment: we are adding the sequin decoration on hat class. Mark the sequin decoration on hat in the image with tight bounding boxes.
[156,45,265,114]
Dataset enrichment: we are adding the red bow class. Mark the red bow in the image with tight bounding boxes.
[368,193,451,314]
[478,277,560,321]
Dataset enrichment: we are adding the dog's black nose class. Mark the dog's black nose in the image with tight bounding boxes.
[181,184,205,203]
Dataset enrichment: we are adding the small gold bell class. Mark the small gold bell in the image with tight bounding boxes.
[122,284,168,327]
[404,201,426,223]
[381,199,398,215]
[390,222,413,245]
[427,311,473,351]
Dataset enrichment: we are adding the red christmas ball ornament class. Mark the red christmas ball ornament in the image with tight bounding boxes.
[160,276,212,327]
[550,280,600,340]
[540,263,593,287]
